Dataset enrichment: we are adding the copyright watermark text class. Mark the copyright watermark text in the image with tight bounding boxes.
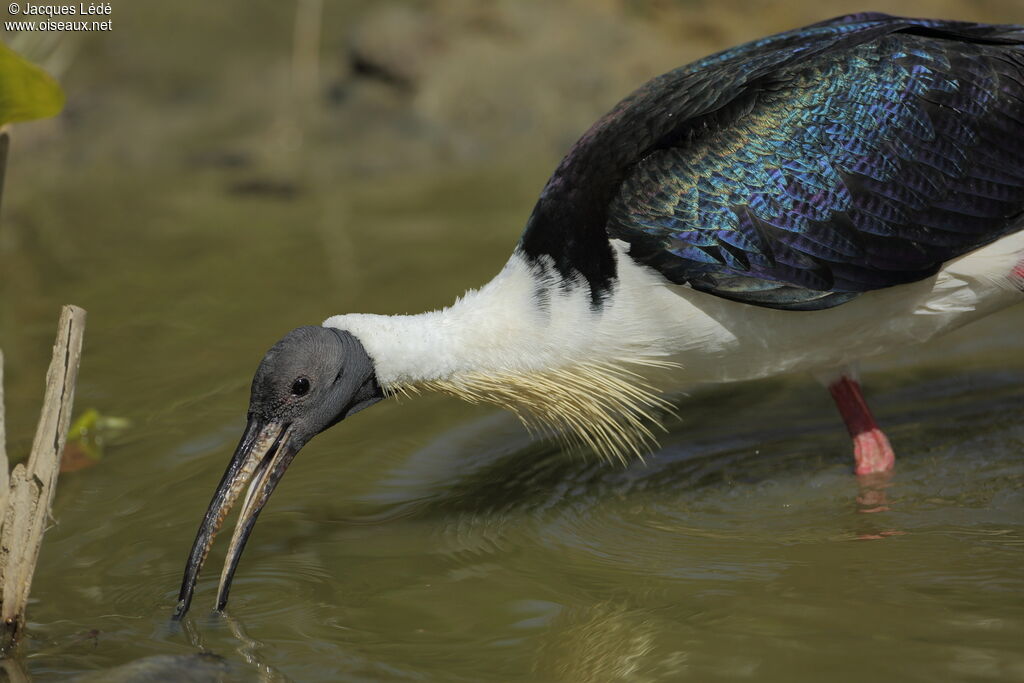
[5,3,112,31]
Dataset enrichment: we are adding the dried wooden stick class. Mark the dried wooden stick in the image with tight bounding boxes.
[0,305,86,652]
[0,125,9,221]
[0,350,7,517]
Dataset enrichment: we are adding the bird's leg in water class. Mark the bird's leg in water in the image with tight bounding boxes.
[1012,259,1024,291]
[825,371,895,476]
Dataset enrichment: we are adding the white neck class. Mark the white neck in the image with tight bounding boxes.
[323,245,683,461]
[323,246,674,388]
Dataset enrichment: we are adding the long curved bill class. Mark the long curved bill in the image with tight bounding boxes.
[172,417,296,619]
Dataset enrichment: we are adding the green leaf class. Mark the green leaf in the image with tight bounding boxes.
[0,41,64,126]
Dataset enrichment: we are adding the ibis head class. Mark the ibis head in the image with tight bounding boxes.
[173,326,383,618]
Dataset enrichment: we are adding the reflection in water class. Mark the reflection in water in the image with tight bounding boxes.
[67,654,231,683]
[856,471,894,514]
[223,615,286,683]
[534,601,686,683]
[853,472,908,540]
[174,612,284,682]
[0,658,30,683]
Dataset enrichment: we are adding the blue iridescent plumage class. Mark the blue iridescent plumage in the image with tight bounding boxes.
[520,13,1024,309]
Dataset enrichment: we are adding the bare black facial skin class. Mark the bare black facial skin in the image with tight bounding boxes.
[173,326,384,618]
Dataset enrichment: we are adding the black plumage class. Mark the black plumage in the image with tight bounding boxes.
[519,13,1024,309]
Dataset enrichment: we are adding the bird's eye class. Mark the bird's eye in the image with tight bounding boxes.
[290,377,311,396]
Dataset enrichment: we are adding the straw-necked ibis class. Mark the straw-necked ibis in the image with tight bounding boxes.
[174,13,1024,617]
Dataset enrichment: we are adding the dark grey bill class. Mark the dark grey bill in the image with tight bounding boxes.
[172,326,384,619]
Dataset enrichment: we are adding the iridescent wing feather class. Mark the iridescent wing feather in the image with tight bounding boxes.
[519,14,1024,310]
[604,14,1024,309]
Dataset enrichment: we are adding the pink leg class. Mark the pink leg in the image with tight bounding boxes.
[1012,261,1024,289]
[827,375,895,476]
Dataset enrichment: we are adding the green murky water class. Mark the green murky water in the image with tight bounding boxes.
[1,2,1023,681]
